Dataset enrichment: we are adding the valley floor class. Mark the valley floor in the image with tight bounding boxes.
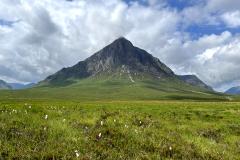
[0,100,240,159]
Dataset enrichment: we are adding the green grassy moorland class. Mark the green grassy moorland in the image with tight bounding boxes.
[0,78,229,101]
[0,79,239,159]
[0,100,240,159]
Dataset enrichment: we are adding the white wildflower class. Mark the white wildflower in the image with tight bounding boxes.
[169,146,172,151]
[29,106,31,109]
[114,119,116,122]
[44,115,48,120]
[98,132,102,138]
[100,121,103,126]
[125,124,128,128]
[63,119,66,122]
[12,109,17,113]
[75,150,80,157]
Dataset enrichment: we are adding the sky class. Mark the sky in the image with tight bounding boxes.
[0,0,240,91]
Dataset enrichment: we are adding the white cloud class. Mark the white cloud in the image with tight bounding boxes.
[173,32,240,90]
[181,0,240,29]
[206,0,240,12]
[221,11,240,28]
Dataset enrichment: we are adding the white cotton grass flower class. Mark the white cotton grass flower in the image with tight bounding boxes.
[98,133,102,138]
[75,150,80,157]
[100,120,103,126]
[169,146,172,151]
[76,152,80,157]
[113,119,116,122]
[44,127,47,131]
[12,109,17,114]
[44,115,48,120]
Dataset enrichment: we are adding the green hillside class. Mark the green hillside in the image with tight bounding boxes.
[0,77,228,102]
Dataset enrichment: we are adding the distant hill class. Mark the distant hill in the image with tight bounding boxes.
[8,83,35,90]
[225,86,240,95]
[0,80,12,90]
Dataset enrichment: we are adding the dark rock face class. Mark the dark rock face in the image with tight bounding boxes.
[225,86,240,95]
[0,80,12,90]
[179,75,213,90]
[85,37,174,77]
[44,37,175,84]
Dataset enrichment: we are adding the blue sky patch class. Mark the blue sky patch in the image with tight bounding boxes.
[0,19,18,27]
[124,0,204,10]
[167,0,203,10]
[186,24,240,39]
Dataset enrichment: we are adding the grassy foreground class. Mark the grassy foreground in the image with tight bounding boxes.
[0,100,240,159]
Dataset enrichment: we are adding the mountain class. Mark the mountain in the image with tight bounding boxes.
[8,83,35,90]
[179,75,213,90]
[41,37,176,85]
[40,37,213,97]
[0,80,12,90]
[225,86,240,95]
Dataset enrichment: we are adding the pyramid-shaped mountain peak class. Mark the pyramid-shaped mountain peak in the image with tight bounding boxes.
[43,38,176,84]
[96,37,135,57]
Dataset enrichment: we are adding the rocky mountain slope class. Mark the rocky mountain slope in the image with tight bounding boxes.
[179,75,213,90]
